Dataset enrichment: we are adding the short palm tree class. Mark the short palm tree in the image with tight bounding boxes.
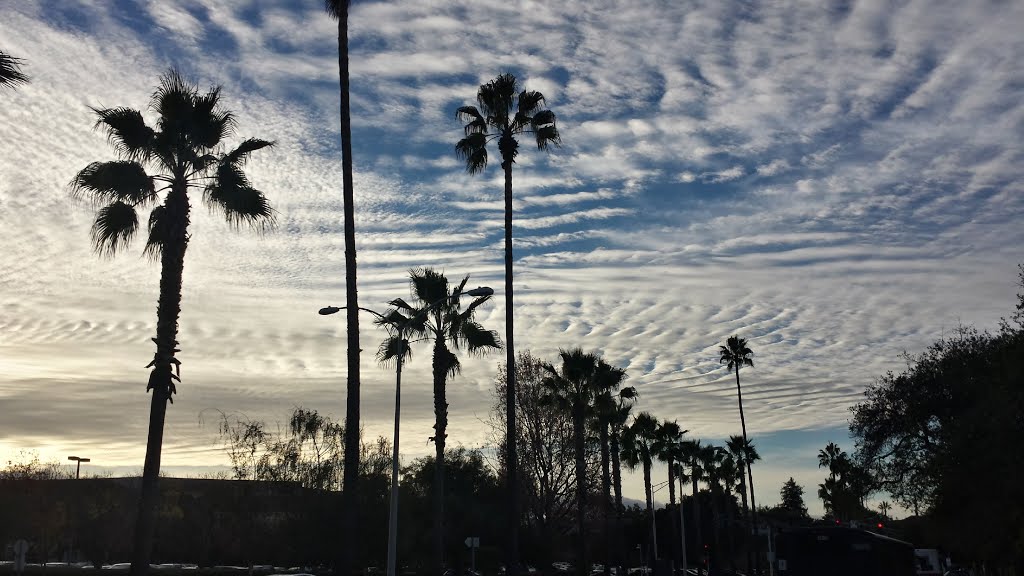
[541,348,600,576]
[0,50,28,88]
[606,388,635,572]
[70,69,275,576]
[456,75,559,566]
[324,3,362,572]
[719,336,759,525]
[726,435,759,572]
[654,421,686,568]
[382,268,500,575]
[621,412,661,563]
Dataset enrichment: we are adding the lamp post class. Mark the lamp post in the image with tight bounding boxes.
[320,285,493,576]
[67,456,90,479]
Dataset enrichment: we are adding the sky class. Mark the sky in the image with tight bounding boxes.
[1,0,1022,519]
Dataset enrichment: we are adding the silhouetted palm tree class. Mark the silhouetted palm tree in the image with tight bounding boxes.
[719,336,759,532]
[323,3,361,572]
[456,75,559,569]
[621,412,661,563]
[541,348,601,576]
[606,388,635,572]
[591,361,632,576]
[682,439,705,569]
[654,420,685,568]
[700,445,728,572]
[0,50,28,88]
[383,268,500,575]
[726,435,759,572]
[818,441,846,482]
[71,70,275,576]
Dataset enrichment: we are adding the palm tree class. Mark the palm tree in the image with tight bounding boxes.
[681,440,705,570]
[541,348,601,576]
[726,435,759,572]
[70,70,275,575]
[456,74,560,570]
[323,3,361,572]
[0,50,28,88]
[878,501,891,518]
[719,336,759,540]
[699,445,729,573]
[621,412,661,564]
[382,268,500,575]
[606,389,635,573]
[818,442,846,482]
[653,421,685,569]
[591,361,632,576]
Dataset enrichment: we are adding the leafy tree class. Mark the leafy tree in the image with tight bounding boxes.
[0,50,28,88]
[621,412,661,564]
[382,268,500,575]
[324,3,362,572]
[456,74,560,570]
[779,477,807,518]
[71,69,274,575]
[718,336,758,527]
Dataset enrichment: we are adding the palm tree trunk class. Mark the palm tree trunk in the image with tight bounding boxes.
[692,472,703,572]
[131,187,189,576]
[643,461,657,562]
[667,460,678,569]
[433,338,449,576]
[677,475,688,575]
[735,366,759,572]
[711,481,722,574]
[599,423,611,576]
[502,158,520,576]
[573,401,587,576]
[610,430,624,575]
[335,3,362,575]
[737,470,752,573]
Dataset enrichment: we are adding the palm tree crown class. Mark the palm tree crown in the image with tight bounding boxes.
[719,335,754,372]
[455,73,560,173]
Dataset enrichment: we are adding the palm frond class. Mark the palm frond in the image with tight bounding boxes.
[144,205,170,258]
[409,267,449,307]
[456,106,487,135]
[517,90,546,118]
[455,133,488,174]
[152,69,197,137]
[0,51,29,88]
[534,124,561,150]
[225,138,274,165]
[457,321,501,355]
[204,164,276,230]
[91,201,138,255]
[91,107,155,161]
[71,161,156,206]
[377,334,412,368]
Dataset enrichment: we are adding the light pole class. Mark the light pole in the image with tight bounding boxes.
[67,456,90,479]
[320,285,493,576]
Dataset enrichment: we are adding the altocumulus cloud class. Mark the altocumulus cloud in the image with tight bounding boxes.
[1,0,1022,514]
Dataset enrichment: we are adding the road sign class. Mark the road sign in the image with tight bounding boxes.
[464,537,480,548]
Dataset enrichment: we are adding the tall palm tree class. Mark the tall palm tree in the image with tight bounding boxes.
[0,50,28,88]
[541,348,601,576]
[621,412,661,564]
[681,440,705,570]
[324,4,361,573]
[70,70,275,576]
[719,336,759,536]
[653,421,685,569]
[382,268,500,575]
[591,361,632,576]
[456,74,560,571]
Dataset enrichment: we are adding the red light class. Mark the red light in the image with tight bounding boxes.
[877,522,884,529]
[835,519,841,524]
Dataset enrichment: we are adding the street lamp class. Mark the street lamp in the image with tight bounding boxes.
[320,285,493,576]
[67,456,90,479]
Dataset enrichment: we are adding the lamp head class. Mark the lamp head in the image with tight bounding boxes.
[318,306,341,316]
[465,286,494,297]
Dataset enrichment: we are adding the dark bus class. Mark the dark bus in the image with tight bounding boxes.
[775,526,916,576]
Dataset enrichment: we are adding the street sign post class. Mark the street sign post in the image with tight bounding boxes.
[464,537,480,572]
